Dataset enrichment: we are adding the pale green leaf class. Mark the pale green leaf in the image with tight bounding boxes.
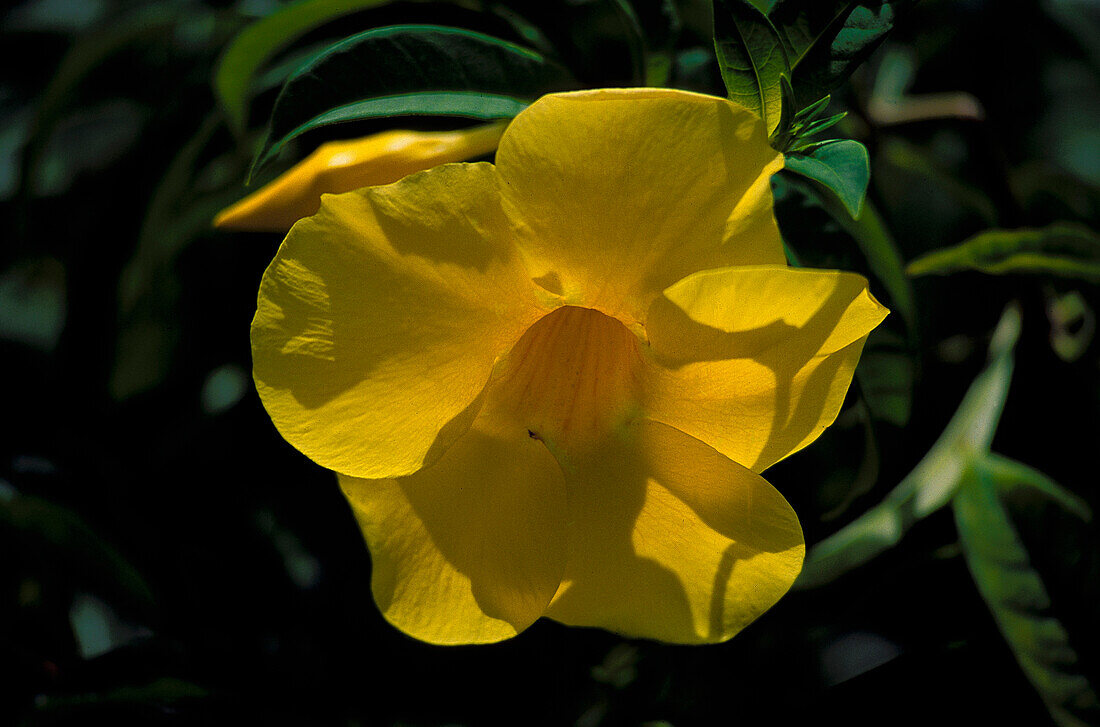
[797,305,1020,588]
[907,223,1100,282]
[954,464,1099,727]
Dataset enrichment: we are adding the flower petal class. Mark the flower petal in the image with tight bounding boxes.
[339,413,566,645]
[643,266,889,472]
[544,420,804,643]
[252,162,546,479]
[495,88,785,322]
[215,123,506,232]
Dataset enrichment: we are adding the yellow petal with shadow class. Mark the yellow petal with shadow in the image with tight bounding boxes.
[545,420,804,643]
[338,409,566,645]
[495,88,784,323]
[252,162,546,480]
[215,123,506,232]
[642,266,889,472]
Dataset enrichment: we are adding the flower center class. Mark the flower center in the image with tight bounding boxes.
[488,306,644,456]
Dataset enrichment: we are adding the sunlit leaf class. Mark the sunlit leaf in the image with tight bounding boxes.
[907,223,1100,282]
[214,0,400,135]
[769,0,921,105]
[253,24,573,174]
[954,463,1100,727]
[713,0,790,134]
[784,139,869,218]
[797,305,1020,588]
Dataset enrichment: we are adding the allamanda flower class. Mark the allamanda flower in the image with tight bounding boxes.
[252,88,888,645]
[215,122,506,232]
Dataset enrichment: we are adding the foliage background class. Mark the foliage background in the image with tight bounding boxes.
[1,0,1098,724]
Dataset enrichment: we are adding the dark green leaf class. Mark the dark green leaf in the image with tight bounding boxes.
[256,92,530,174]
[253,24,573,174]
[214,0,401,135]
[797,305,1020,588]
[855,328,913,426]
[0,257,66,352]
[769,0,921,105]
[713,0,790,133]
[2,489,155,615]
[784,139,869,218]
[954,463,1100,727]
[906,223,1100,282]
[769,73,797,149]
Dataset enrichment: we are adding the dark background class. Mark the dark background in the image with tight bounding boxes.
[1,0,1098,724]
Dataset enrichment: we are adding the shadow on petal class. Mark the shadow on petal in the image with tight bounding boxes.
[545,421,804,644]
[340,420,566,645]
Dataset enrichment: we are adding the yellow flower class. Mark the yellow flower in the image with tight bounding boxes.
[214,122,506,232]
[251,88,888,645]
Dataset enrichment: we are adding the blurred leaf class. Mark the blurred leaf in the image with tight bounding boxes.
[1046,289,1095,362]
[954,462,1100,727]
[981,453,1092,522]
[713,0,790,134]
[256,92,529,175]
[907,223,1100,282]
[855,328,913,426]
[253,24,573,174]
[69,592,153,660]
[1,488,155,615]
[879,137,998,226]
[797,304,1020,588]
[769,0,921,105]
[4,0,110,33]
[784,138,869,218]
[214,0,401,135]
[201,364,250,415]
[33,99,148,196]
[19,4,178,197]
[0,257,66,352]
[30,677,208,716]
[112,114,231,400]
[0,103,31,200]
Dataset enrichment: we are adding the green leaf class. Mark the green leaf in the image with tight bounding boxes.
[214,0,400,135]
[797,305,1020,589]
[713,0,790,134]
[906,223,1100,282]
[981,453,1092,523]
[256,92,530,174]
[253,24,573,174]
[784,139,869,218]
[769,73,797,149]
[769,0,921,105]
[954,463,1100,727]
